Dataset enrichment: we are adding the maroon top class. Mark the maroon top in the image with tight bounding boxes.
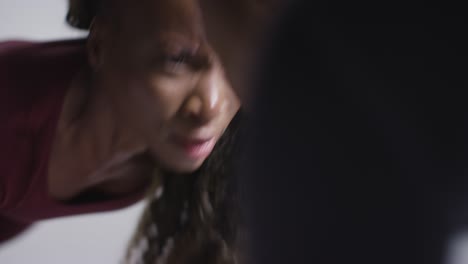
[0,40,145,243]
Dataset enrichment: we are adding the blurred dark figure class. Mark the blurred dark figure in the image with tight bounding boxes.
[240,1,468,264]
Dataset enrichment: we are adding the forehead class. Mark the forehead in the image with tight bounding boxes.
[114,0,205,41]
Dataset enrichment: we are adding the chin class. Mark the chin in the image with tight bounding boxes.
[160,158,206,175]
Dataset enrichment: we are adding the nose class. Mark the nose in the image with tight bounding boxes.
[181,70,224,124]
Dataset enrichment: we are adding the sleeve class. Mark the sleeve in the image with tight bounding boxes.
[0,215,32,244]
[0,41,35,210]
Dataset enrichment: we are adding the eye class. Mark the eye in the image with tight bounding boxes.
[161,51,193,74]
[167,53,189,65]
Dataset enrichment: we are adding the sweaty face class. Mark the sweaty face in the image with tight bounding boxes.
[92,0,240,173]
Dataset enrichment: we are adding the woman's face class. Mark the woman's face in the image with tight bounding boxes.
[90,0,240,173]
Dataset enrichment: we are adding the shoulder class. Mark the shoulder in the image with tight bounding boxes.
[0,39,87,88]
[0,40,87,202]
[0,39,87,120]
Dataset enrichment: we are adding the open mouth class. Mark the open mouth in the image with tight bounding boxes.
[170,135,217,160]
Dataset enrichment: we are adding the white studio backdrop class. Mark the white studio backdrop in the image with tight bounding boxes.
[0,0,146,263]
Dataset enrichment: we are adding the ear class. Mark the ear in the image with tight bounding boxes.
[87,18,104,71]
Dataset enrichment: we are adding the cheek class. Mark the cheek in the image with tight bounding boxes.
[127,76,199,134]
[127,82,172,128]
[146,75,192,117]
[101,73,171,131]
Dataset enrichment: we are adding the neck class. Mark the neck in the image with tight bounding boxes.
[48,67,150,200]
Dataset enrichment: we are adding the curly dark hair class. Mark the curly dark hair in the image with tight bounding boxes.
[124,112,247,264]
[66,0,100,29]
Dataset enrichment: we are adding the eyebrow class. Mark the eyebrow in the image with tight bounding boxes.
[153,31,203,54]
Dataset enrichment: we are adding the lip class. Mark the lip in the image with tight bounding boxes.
[170,134,217,160]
